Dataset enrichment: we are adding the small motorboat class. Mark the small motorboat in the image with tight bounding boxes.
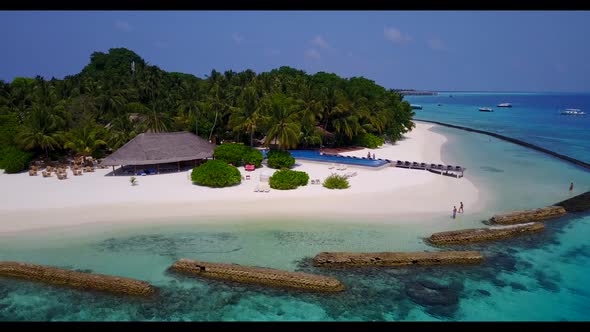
[410,104,423,110]
[497,103,512,108]
[561,109,585,115]
[479,107,494,112]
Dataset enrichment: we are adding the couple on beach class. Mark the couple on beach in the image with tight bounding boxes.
[452,202,464,219]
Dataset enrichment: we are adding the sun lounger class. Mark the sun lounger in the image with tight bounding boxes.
[246,175,250,180]
[328,163,335,169]
[311,180,316,184]
[29,169,37,176]
[42,171,51,177]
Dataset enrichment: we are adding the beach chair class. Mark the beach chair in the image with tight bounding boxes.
[340,165,347,171]
[29,169,38,176]
[311,180,316,184]
[246,175,251,180]
[328,163,335,170]
[42,171,51,177]
[315,179,320,184]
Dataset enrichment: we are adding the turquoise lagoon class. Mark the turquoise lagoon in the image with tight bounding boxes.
[1,93,590,321]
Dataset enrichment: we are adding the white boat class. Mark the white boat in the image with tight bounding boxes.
[497,103,512,108]
[479,107,494,112]
[561,109,585,115]
[410,104,423,110]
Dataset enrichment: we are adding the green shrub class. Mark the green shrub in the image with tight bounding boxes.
[243,148,263,168]
[213,143,247,166]
[269,169,309,190]
[191,160,241,188]
[322,174,350,189]
[357,133,385,149]
[213,143,263,168]
[0,146,33,174]
[267,150,295,169]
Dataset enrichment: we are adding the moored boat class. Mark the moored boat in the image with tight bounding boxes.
[497,103,512,107]
[561,109,585,115]
[479,107,494,112]
[410,104,423,110]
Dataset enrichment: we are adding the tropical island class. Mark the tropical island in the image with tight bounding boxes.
[0,48,478,233]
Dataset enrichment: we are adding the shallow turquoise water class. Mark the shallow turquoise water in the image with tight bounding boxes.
[1,96,590,320]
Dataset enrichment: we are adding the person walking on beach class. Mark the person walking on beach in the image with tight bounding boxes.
[458,202,464,213]
[452,206,457,219]
[569,182,574,192]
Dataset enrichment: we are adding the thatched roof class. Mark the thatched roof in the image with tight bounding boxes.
[101,131,215,166]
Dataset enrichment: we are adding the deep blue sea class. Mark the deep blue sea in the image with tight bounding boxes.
[407,92,590,164]
[0,92,589,321]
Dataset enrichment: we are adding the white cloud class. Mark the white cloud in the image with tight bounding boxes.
[232,33,245,44]
[311,35,330,49]
[114,20,132,32]
[264,48,281,57]
[384,27,411,44]
[428,38,446,51]
[304,49,321,61]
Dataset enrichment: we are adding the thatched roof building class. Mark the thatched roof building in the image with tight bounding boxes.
[101,132,216,167]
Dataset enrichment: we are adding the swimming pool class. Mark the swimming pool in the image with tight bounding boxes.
[263,150,389,167]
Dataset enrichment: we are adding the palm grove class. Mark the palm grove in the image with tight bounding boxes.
[0,48,415,173]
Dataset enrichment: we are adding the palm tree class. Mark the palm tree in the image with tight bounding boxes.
[108,114,140,149]
[264,93,301,150]
[16,105,64,157]
[63,125,107,156]
[228,86,267,146]
[139,102,171,133]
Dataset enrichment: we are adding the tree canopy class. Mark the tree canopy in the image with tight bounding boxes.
[0,47,415,170]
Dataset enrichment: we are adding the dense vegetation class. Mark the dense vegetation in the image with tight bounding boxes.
[268,169,309,190]
[0,146,33,173]
[322,174,350,189]
[357,133,385,149]
[0,48,415,173]
[190,160,241,187]
[266,150,295,169]
[213,143,263,168]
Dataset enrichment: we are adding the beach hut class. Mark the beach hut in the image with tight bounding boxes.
[100,131,216,175]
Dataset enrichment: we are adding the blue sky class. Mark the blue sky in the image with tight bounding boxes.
[1,11,589,92]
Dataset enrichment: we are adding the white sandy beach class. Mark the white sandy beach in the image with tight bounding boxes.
[0,122,483,233]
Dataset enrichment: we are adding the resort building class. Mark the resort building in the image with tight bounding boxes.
[100,131,216,175]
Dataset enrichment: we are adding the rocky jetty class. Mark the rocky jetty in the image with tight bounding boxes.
[0,261,155,296]
[312,251,483,267]
[490,206,566,225]
[169,258,345,292]
[428,222,545,245]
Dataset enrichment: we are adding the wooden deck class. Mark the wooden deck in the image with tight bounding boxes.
[386,159,466,178]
